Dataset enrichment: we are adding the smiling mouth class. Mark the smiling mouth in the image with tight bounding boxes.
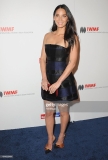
[58,23,64,25]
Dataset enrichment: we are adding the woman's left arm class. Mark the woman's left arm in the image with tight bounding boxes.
[57,35,79,84]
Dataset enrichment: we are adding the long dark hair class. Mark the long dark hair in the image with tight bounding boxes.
[51,4,77,54]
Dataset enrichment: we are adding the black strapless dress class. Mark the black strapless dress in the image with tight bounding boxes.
[41,44,78,102]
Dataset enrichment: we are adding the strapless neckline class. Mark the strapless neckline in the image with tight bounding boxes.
[45,44,67,49]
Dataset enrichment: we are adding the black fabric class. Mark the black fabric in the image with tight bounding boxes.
[41,44,78,102]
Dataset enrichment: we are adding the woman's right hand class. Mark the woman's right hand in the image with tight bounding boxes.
[41,78,50,91]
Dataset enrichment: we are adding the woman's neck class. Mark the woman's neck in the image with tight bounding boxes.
[54,27,65,35]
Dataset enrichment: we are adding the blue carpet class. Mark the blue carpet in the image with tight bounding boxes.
[0,116,108,160]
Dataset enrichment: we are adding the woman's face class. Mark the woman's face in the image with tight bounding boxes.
[54,8,68,28]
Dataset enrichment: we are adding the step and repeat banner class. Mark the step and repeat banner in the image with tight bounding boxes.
[0,0,108,130]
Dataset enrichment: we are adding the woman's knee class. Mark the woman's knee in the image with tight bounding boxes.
[45,111,54,117]
[60,112,69,117]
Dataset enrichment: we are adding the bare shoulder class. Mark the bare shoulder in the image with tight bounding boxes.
[43,32,52,43]
[75,34,79,42]
[70,34,80,53]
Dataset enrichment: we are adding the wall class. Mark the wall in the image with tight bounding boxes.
[0,0,108,130]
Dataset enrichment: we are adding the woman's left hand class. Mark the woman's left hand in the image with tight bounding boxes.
[48,81,61,94]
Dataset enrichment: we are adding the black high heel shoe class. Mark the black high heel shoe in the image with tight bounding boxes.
[44,136,56,154]
[54,134,65,149]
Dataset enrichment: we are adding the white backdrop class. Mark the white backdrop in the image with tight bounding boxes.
[0,0,108,130]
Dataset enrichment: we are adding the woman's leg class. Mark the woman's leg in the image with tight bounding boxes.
[56,103,69,145]
[44,100,56,150]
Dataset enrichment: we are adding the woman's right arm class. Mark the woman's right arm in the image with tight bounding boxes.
[40,34,50,91]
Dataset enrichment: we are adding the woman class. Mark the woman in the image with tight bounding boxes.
[40,4,79,153]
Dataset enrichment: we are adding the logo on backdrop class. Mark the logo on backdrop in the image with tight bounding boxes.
[80,27,86,33]
[41,114,45,119]
[55,112,60,117]
[0,90,35,98]
[0,27,14,32]
[4,90,18,96]
[0,26,33,34]
[78,83,96,90]
[0,91,3,97]
[41,112,60,119]
[0,90,17,97]
[80,27,99,33]
[78,85,84,90]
